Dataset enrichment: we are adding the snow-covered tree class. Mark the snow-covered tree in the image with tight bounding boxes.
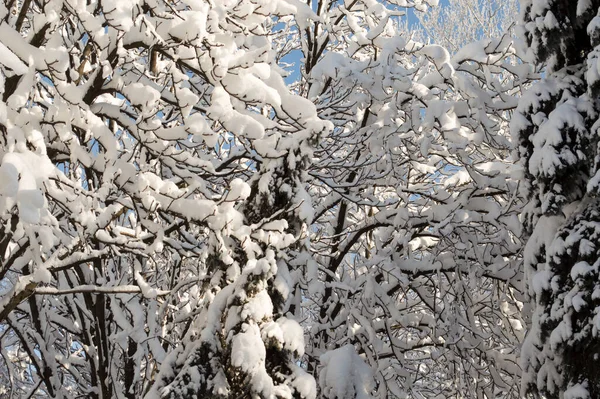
[514,0,600,397]
[0,0,531,398]
[280,1,529,397]
[0,0,331,397]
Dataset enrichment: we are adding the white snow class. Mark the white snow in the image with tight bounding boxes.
[277,317,305,356]
[0,41,28,74]
[0,150,54,224]
[226,178,251,201]
[564,382,590,399]
[231,324,266,374]
[319,345,375,399]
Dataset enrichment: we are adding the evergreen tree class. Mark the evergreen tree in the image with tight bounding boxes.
[515,0,600,397]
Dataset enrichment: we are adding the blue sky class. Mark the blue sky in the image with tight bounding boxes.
[406,0,452,26]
